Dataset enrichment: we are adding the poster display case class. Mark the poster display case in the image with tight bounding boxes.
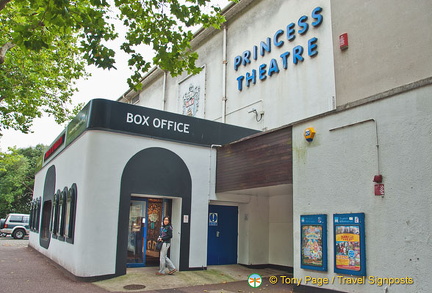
[300,214,328,271]
[333,213,366,276]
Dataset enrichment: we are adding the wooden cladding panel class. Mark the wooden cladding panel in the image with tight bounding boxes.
[216,127,292,193]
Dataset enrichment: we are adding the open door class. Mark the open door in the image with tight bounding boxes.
[127,198,171,267]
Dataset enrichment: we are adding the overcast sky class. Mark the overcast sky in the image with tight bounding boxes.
[0,42,133,151]
[0,0,230,151]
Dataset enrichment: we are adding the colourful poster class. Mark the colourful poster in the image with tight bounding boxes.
[333,213,366,276]
[300,215,327,271]
[335,225,361,270]
[302,225,323,266]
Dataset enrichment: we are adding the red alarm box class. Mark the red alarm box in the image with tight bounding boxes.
[339,33,349,50]
[374,184,385,196]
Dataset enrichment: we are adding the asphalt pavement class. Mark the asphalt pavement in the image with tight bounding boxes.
[0,237,345,293]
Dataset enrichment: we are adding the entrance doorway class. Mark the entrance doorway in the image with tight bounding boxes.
[207,205,238,265]
[127,197,172,267]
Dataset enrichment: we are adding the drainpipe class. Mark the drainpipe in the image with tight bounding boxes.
[222,25,228,123]
[209,144,222,202]
[162,70,168,111]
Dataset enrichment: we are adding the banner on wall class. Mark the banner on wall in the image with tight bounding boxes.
[333,213,366,276]
[300,214,327,271]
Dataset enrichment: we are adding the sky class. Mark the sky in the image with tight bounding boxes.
[0,0,230,152]
[0,55,133,151]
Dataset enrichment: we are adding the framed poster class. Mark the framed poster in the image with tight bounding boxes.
[333,213,366,276]
[300,214,327,271]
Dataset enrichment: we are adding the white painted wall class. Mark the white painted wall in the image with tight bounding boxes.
[269,193,293,266]
[132,0,336,131]
[31,130,216,277]
[213,187,293,268]
[331,0,432,105]
[293,86,432,292]
[225,0,335,130]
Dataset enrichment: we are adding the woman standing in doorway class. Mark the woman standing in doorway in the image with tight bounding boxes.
[156,216,177,275]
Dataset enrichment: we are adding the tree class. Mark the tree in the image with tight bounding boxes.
[0,0,228,133]
[0,144,45,218]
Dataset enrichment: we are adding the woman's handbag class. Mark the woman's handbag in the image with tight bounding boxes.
[156,241,163,251]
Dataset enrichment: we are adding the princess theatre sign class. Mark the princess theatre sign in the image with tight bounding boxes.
[233,6,324,91]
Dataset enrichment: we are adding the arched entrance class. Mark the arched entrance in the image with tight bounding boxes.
[116,147,192,275]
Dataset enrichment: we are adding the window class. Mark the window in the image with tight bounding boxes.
[30,201,36,231]
[9,215,24,222]
[40,201,52,240]
[36,198,41,232]
[51,191,60,238]
[65,184,77,244]
[57,188,67,240]
[30,198,41,232]
[64,190,71,238]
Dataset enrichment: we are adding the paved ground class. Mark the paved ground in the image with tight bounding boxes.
[0,237,345,293]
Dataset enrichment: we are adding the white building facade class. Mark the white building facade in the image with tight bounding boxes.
[31,0,431,292]
[119,1,432,292]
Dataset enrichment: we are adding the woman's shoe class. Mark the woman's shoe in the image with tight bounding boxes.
[168,269,177,275]
[156,272,164,275]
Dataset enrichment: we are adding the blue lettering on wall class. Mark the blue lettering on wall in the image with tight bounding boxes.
[234,6,324,90]
[298,16,309,35]
[308,37,318,57]
[274,29,285,47]
[268,59,280,76]
[259,64,267,80]
[312,7,323,27]
[293,45,304,64]
[234,56,242,71]
[246,70,257,87]
[280,52,290,70]
[260,37,272,56]
[287,22,296,41]
[242,50,251,66]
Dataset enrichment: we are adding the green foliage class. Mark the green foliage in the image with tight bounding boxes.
[0,144,45,218]
[1,0,228,133]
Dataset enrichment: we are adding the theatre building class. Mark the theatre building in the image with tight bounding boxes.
[30,0,431,292]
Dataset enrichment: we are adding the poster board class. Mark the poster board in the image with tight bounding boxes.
[300,214,328,271]
[333,213,366,276]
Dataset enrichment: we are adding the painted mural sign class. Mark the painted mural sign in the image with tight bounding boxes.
[300,214,327,271]
[233,6,324,91]
[333,213,366,276]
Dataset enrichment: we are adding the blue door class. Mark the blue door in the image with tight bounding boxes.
[207,205,238,265]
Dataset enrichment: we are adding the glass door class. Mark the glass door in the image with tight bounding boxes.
[127,199,147,267]
[127,197,172,267]
[145,198,164,266]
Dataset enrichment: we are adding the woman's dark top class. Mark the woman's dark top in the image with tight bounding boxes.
[160,225,173,243]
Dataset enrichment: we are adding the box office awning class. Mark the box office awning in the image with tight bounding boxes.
[40,99,260,168]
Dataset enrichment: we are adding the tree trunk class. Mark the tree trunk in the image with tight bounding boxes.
[0,42,15,64]
[0,0,11,12]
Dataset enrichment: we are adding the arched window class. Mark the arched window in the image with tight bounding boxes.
[29,200,35,231]
[57,188,68,240]
[65,184,77,244]
[51,190,60,238]
[36,197,41,233]
[40,200,52,240]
